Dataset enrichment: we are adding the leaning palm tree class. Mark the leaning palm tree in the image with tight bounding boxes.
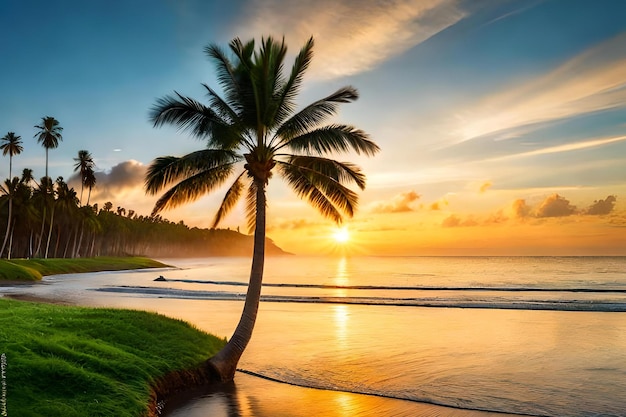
[1,132,24,179]
[73,149,95,205]
[34,116,63,179]
[146,36,379,381]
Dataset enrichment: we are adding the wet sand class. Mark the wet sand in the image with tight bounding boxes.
[163,371,524,417]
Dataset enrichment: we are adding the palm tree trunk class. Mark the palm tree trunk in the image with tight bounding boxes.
[45,206,55,259]
[35,206,46,257]
[207,181,266,382]
[8,218,15,260]
[45,148,49,179]
[1,199,12,259]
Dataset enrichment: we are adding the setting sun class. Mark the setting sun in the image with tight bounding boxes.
[333,227,350,244]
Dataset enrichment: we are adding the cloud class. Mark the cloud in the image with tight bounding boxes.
[69,160,147,202]
[370,190,421,213]
[442,214,478,227]
[586,195,617,215]
[479,181,492,193]
[485,135,626,162]
[238,0,466,79]
[512,199,532,218]
[535,194,577,218]
[454,32,626,143]
[267,218,323,231]
[429,198,450,211]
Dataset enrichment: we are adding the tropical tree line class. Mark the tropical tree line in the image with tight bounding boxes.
[1,117,268,259]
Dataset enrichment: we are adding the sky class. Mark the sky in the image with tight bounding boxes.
[1,0,625,256]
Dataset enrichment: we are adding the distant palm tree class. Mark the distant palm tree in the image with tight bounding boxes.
[34,116,63,179]
[83,168,96,205]
[146,36,379,381]
[1,132,24,179]
[20,168,35,185]
[73,150,95,205]
[0,177,19,258]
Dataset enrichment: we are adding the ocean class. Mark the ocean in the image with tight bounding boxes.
[3,256,626,416]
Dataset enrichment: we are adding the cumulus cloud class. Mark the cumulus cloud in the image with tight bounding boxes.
[371,190,421,213]
[70,160,147,201]
[454,32,626,143]
[511,194,618,219]
[535,194,577,218]
[442,214,478,227]
[238,0,466,79]
[586,195,617,215]
[512,199,532,218]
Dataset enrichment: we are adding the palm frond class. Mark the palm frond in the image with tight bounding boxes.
[272,37,314,129]
[151,164,235,215]
[205,43,244,114]
[212,172,246,228]
[277,161,359,222]
[283,155,367,190]
[275,87,359,142]
[281,124,379,156]
[145,149,240,195]
[202,84,254,150]
[150,92,232,141]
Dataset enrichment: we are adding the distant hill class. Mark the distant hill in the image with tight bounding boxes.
[92,210,292,258]
[142,228,292,258]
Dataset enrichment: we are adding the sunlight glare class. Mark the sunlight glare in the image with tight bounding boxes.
[333,227,350,244]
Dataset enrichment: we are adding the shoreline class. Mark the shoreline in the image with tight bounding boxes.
[5,293,523,417]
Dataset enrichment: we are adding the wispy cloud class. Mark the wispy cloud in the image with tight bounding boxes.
[238,0,466,79]
[485,135,626,162]
[454,32,626,143]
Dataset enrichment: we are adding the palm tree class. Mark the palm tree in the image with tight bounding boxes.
[83,167,96,205]
[73,150,95,205]
[1,132,24,179]
[145,36,379,381]
[34,116,63,179]
[0,178,19,258]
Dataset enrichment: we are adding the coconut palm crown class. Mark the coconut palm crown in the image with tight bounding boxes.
[34,116,63,179]
[1,132,24,179]
[145,36,379,381]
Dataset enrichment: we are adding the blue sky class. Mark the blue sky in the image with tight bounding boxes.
[1,0,625,254]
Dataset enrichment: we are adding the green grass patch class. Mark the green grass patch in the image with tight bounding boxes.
[0,298,225,416]
[0,257,169,282]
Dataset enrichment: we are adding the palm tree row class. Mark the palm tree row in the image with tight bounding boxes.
[0,174,270,260]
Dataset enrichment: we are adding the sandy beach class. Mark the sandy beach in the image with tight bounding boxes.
[4,256,626,416]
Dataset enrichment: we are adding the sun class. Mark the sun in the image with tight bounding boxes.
[333,227,350,244]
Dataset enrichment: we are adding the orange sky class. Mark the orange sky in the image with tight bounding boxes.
[2,1,626,256]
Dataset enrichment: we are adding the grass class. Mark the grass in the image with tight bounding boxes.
[0,257,170,281]
[0,298,225,416]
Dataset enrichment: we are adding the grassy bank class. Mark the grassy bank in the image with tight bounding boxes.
[0,257,169,281]
[0,298,225,416]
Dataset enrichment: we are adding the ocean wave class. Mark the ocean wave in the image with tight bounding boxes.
[236,369,538,417]
[155,278,626,293]
[93,285,626,312]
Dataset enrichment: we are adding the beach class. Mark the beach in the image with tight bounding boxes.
[2,256,626,416]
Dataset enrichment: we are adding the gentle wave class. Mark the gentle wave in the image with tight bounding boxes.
[236,369,538,417]
[94,285,626,312]
[157,278,626,293]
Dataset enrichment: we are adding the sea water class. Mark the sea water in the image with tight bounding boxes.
[3,256,626,416]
